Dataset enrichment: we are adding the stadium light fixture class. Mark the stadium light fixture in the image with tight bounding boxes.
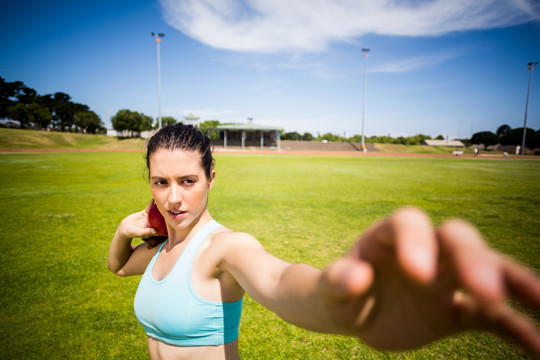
[521,61,537,155]
[151,32,165,129]
[361,48,370,152]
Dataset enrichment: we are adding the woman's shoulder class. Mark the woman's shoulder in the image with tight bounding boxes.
[209,225,264,252]
[201,225,265,271]
[208,225,274,273]
[212,225,257,242]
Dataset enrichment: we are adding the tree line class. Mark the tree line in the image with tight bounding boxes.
[3,75,537,150]
[470,125,540,150]
[0,76,185,135]
[282,127,539,150]
[111,111,540,151]
[1,76,105,133]
[110,110,178,134]
[281,131,441,145]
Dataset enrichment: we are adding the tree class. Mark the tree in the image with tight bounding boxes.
[0,76,12,117]
[496,124,511,138]
[470,131,499,150]
[41,92,89,131]
[200,120,220,139]
[15,85,37,104]
[52,92,73,131]
[74,111,104,134]
[154,116,177,128]
[282,131,303,140]
[318,133,345,142]
[2,77,99,133]
[36,93,54,112]
[6,103,31,127]
[500,127,538,150]
[435,134,445,140]
[28,103,53,130]
[7,102,52,129]
[112,109,153,136]
[139,114,153,131]
[395,136,410,145]
[303,132,314,141]
[407,134,431,145]
[0,77,37,117]
[367,135,393,144]
[112,109,133,132]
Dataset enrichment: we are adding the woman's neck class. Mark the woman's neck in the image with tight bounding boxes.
[166,210,213,248]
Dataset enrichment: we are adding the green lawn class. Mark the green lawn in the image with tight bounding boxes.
[0,152,538,359]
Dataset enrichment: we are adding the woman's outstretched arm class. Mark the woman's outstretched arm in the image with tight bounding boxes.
[221,207,540,356]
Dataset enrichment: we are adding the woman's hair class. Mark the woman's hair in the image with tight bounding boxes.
[146,123,214,179]
[143,123,214,248]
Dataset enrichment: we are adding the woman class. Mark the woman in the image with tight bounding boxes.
[109,123,540,359]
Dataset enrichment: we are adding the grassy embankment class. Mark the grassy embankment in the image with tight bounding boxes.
[0,128,147,150]
[0,127,500,155]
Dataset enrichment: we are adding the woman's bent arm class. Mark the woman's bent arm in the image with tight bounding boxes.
[108,227,135,275]
[108,200,158,276]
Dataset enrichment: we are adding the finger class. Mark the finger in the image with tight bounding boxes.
[503,258,540,309]
[392,207,438,284]
[358,207,438,284]
[144,198,154,214]
[438,219,504,304]
[320,257,374,305]
[454,291,540,356]
[490,307,540,357]
[141,227,158,237]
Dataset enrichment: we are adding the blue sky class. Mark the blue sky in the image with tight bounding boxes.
[1,0,539,139]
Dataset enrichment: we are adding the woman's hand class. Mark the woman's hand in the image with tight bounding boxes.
[108,199,159,276]
[319,207,540,355]
[117,199,158,239]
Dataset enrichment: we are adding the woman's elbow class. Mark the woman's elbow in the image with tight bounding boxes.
[107,263,126,277]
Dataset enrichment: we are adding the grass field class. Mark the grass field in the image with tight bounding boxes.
[0,150,539,359]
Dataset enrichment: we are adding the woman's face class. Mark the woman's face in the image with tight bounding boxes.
[149,148,215,233]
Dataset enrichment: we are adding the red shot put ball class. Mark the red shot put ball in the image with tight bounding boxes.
[148,203,168,236]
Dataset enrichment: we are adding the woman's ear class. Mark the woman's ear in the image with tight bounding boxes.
[208,170,216,190]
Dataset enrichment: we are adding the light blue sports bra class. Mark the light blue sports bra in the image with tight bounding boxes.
[133,220,243,346]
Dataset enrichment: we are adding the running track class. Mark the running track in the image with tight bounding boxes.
[2,148,536,158]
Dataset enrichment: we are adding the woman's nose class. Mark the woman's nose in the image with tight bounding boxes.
[168,184,182,204]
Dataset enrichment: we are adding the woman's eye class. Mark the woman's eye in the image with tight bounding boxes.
[183,179,195,186]
[154,180,167,185]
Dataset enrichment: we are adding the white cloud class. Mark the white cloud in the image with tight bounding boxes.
[164,106,241,121]
[159,0,539,53]
[373,50,468,73]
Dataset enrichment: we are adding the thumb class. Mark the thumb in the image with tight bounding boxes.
[320,257,374,306]
[144,198,154,215]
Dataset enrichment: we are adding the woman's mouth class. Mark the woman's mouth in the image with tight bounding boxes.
[168,210,186,219]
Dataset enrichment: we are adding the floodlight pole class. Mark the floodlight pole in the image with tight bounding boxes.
[521,62,537,155]
[361,48,370,152]
[152,32,165,129]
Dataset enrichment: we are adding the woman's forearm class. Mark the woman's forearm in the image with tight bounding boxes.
[273,260,375,336]
[272,263,338,333]
[107,227,134,275]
